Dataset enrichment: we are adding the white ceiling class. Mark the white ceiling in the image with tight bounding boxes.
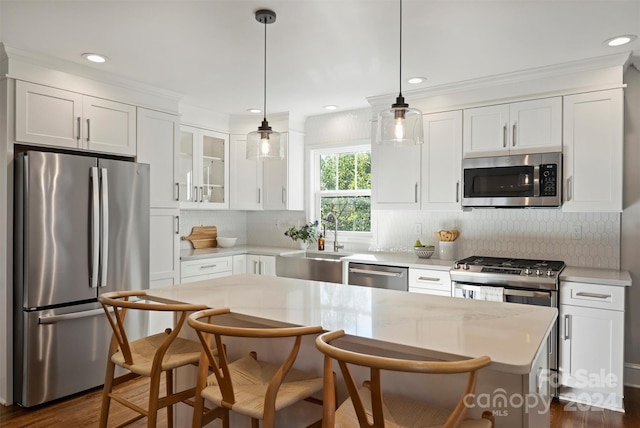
[1,0,639,119]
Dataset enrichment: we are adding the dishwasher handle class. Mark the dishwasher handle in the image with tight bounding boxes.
[349,268,402,277]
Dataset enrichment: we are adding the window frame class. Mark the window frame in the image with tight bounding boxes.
[308,142,374,246]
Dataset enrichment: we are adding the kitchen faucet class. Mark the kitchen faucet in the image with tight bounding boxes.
[323,212,344,252]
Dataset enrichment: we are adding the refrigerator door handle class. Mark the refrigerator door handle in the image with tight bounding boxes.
[100,168,109,287]
[90,167,100,288]
[38,307,114,324]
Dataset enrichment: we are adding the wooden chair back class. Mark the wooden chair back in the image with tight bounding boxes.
[99,290,207,366]
[315,329,492,428]
[188,308,323,411]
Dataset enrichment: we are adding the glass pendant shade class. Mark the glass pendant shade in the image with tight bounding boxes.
[246,119,283,159]
[377,96,424,146]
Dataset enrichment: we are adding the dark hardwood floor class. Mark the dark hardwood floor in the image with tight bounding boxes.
[1,381,639,427]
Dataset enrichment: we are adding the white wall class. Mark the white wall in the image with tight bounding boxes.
[621,65,640,386]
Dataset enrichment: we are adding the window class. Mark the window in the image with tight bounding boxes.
[311,145,371,236]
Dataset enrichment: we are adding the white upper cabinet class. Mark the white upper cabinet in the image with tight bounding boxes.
[137,108,180,209]
[230,133,303,211]
[16,80,136,156]
[230,134,263,210]
[262,131,304,211]
[463,97,562,158]
[371,129,421,210]
[421,110,462,211]
[179,125,229,209]
[562,89,623,213]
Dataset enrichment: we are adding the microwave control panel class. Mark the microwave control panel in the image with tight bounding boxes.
[540,164,558,196]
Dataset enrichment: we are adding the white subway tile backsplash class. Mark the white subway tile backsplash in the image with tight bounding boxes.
[179,210,248,250]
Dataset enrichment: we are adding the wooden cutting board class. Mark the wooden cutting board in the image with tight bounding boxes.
[181,226,217,249]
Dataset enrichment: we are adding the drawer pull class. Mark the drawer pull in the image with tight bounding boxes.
[418,277,440,282]
[575,291,611,299]
[200,264,217,269]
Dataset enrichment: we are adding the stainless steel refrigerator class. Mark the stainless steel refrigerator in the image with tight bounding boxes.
[13,150,150,407]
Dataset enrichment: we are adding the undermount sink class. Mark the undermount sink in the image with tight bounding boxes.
[276,251,349,284]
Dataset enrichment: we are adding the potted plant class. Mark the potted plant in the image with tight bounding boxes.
[284,221,319,249]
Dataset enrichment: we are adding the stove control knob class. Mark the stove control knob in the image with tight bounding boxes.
[536,269,543,276]
[453,262,460,269]
[463,263,470,270]
[524,268,531,275]
[546,270,555,277]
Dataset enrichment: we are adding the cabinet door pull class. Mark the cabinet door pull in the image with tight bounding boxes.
[253,260,259,274]
[418,277,440,282]
[575,291,611,299]
[414,182,418,203]
[76,117,81,141]
[175,183,180,201]
[260,261,264,275]
[456,181,460,203]
[175,216,179,235]
[258,188,261,204]
[199,186,204,203]
[194,186,198,203]
[86,118,91,142]
[503,124,507,148]
[566,177,572,201]
[563,315,570,340]
[200,264,217,269]
[282,187,286,204]
[512,122,517,147]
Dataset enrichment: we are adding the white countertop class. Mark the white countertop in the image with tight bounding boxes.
[560,266,632,287]
[146,274,557,375]
[181,246,305,260]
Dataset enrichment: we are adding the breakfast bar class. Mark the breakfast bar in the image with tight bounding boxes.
[146,273,558,427]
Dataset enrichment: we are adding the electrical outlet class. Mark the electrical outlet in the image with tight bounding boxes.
[414,223,422,235]
[571,225,582,240]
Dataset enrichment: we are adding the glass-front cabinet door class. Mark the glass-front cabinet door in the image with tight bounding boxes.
[201,130,226,205]
[179,126,198,205]
[178,125,229,209]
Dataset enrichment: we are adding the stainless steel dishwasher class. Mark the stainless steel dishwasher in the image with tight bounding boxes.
[347,263,408,291]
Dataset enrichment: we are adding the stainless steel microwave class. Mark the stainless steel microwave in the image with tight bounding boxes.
[462,152,562,208]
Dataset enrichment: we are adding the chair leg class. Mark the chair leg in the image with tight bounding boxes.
[147,370,162,428]
[99,358,116,428]
[251,418,260,428]
[166,369,174,428]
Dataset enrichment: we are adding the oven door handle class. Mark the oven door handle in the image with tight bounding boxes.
[503,288,552,299]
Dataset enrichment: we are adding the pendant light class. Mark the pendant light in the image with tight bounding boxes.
[376,0,423,146]
[247,9,284,160]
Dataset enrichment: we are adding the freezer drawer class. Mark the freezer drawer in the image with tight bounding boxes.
[15,303,112,407]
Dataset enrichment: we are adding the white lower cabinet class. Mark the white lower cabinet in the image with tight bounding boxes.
[559,281,625,411]
[246,255,276,276]
[232,255,247,275]
[408,268,452,296]
[180,257,233,284]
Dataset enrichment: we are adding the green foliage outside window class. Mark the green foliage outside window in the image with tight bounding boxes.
[319,151,371,233]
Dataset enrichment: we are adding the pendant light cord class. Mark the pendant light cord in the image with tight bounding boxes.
[263,18,267,122]
[398,0,403,97]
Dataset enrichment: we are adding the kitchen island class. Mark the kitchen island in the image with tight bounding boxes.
[146,274,557,427]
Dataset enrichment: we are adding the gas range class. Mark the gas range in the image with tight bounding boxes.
[449,256,565,291]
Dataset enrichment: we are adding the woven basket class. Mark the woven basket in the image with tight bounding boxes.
[414,247,435,259]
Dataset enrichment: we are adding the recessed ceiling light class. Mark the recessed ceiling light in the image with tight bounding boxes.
[82,53,108,63]
[247,108,262,114]
[604,35,637,47]
[324,105,338,110]
[407,77,426,84]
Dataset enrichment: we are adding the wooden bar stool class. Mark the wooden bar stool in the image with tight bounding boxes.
[315,330,496,428]
[188,307,324,428]
[98,290,226,428]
